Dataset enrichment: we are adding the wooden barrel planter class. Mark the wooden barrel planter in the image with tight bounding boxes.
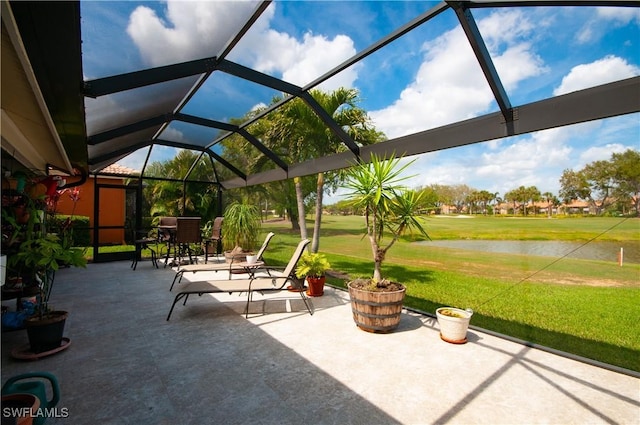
[348,281,406,333]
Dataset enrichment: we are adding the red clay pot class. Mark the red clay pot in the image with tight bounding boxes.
[306,276,325,297]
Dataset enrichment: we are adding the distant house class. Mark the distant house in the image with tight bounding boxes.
[53,164,139,244]
[495,202,514,215]
[494,200,593,216]
[439,204,458,215]
[559,200,591,215]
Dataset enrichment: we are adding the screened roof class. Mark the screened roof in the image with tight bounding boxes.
[4,1,639,189]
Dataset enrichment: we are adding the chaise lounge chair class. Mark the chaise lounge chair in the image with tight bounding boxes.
[169,232,275,291]
[166,238,312,321]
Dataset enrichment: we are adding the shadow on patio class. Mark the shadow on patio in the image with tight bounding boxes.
[2,261,638,424]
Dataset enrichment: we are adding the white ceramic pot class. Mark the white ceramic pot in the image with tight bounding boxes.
[436,307,473,344]
[246,255,258,264]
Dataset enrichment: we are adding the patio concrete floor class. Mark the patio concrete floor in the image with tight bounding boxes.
[1,259,639,424]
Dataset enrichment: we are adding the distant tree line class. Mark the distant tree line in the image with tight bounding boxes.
[326,149,640,217]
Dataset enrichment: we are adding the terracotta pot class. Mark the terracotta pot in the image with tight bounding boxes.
[1,393,40,425]
[348,282,405,333]
[306,276,325,297]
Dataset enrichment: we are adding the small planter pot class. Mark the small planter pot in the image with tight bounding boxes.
[306,276,325,297]
[246,255,258,265]
[25,311,68,353]
[436,307,473,344]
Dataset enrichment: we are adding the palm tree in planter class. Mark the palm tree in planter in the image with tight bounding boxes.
[222,200,261,263]
[343,153,429,333]
[295,252,331,297]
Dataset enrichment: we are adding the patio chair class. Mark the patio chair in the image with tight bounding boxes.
[158,216,177,267]
[203,216,223,263]
[174,217,201,265]
[169,232,275,290]
[166,238,312,320]
[131,234,158,270]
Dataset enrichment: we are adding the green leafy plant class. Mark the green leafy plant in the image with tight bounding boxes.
[343,153,430,285]
[295,252,331,278]
[201,220,214,239]
[12,233,86,272]
[10,233,87,319]
[222,200,261,252]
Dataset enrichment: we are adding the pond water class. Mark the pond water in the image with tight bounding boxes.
[417,240,640,264]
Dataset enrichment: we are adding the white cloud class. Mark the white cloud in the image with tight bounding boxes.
[596,7,640,25]
[252,31,358,90]
[370,10,546,139]
[475,129,572,188]
[473,130,569,194]
[119,149,150,171]
[160,126,186,143]
[553,55,640,95]
[233,4,358,90]
[577,7,640,43]
[493,43,548,91]
[579,143,629,167]
[127,1,260,67]
[576,27,593,45]
[118,144,183,171]
[127,1,358,91]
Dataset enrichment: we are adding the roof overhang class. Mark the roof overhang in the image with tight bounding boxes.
[1,0,87,176]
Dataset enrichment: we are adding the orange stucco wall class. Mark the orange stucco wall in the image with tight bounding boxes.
[52,177,126,245]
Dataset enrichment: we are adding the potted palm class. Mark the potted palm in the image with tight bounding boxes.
[222,200,261,263]
[295,252,331,297]
[343,153,430,333]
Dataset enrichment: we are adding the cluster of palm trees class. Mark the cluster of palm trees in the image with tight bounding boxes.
[141,88,383,252]
[141,152,220,221]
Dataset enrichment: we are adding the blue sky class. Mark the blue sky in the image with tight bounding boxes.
[80,1,640,203]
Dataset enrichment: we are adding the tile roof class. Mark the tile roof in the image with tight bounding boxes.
[101,163,140,176]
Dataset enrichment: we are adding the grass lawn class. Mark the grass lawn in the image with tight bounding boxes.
[260,215,640,372]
